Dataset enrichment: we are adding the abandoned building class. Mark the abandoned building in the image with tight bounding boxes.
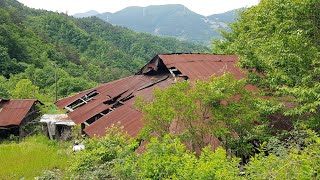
[55,53,256,137]
[40,114,75,141]
[0,99,42,138]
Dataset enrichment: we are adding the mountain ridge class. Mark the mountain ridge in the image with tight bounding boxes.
[73,4,241,45]
[73,10,100,18]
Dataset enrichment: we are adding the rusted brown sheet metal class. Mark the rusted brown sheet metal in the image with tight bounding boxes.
[68,76,137,124]
[55,76,134,109]
[158,54,257,91]
[159,54,238,65]
[67,75,166,124]
[0,99,37,126]
[84,102,143,137]
[159,54,244,80]
[55,88,93,109]
[84,78,173,137]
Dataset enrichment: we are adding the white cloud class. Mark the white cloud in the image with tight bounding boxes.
[17,0,260,16]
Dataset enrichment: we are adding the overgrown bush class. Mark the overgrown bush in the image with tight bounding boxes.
[68,125,138,179]
[115,134,241,179]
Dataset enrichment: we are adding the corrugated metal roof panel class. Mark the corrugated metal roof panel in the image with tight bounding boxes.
[84,102,143,137]
[159,54,238,65]
[0,99,38,126]
[40,114,70,122]
[83,78,173,137]
[55,89,92,109]
[158,54,244,81]
[67,76,137,124]
[67,75,166,124]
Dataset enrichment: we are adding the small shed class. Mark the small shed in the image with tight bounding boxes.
[0,99,42,138]
[40,114,75,141]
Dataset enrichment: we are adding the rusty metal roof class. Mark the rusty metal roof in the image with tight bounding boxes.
[160,54,243,80]
[83,77,172,137]
[56,53,254,137]
[0,99,39,126]
[139,54,245,81]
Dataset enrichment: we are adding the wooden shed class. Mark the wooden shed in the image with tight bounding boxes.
[0,99,42,138]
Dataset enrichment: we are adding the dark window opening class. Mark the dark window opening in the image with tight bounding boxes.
[86,108,113,125]
[169,67,182,76]
[169,67,185,82]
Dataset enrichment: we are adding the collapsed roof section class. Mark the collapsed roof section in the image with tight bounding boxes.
[55,53,253,137]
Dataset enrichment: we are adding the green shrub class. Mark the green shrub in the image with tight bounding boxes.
[69,125,138,178]
[115,134,241,180]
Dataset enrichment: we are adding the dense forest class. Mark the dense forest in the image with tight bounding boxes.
[0,0,207,103]
[1,0,320,179]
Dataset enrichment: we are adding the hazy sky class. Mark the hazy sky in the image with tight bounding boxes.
[17,0,260,16]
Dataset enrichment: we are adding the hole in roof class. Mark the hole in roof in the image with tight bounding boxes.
[65,90,99,112]
[103,90,128,105]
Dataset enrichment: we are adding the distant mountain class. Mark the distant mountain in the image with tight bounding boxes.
[205,9,242,34]
[207,8,242,23]
[73,5,242,45]
[73,10,100,18]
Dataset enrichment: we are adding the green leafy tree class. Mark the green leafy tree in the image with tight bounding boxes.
[137,74,274,157]
[56,77,95,97]
[213,0,320,117]
[245,128,320,179]
[191,146,241,179]
[11,79,39,99]
[0,76,10,99]
[115,134,242,180]
[115,134,196,179]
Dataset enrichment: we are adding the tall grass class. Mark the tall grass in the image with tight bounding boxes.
[0,135,70,179]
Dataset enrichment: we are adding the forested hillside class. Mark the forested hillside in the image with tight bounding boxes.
[0,0,207,101]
